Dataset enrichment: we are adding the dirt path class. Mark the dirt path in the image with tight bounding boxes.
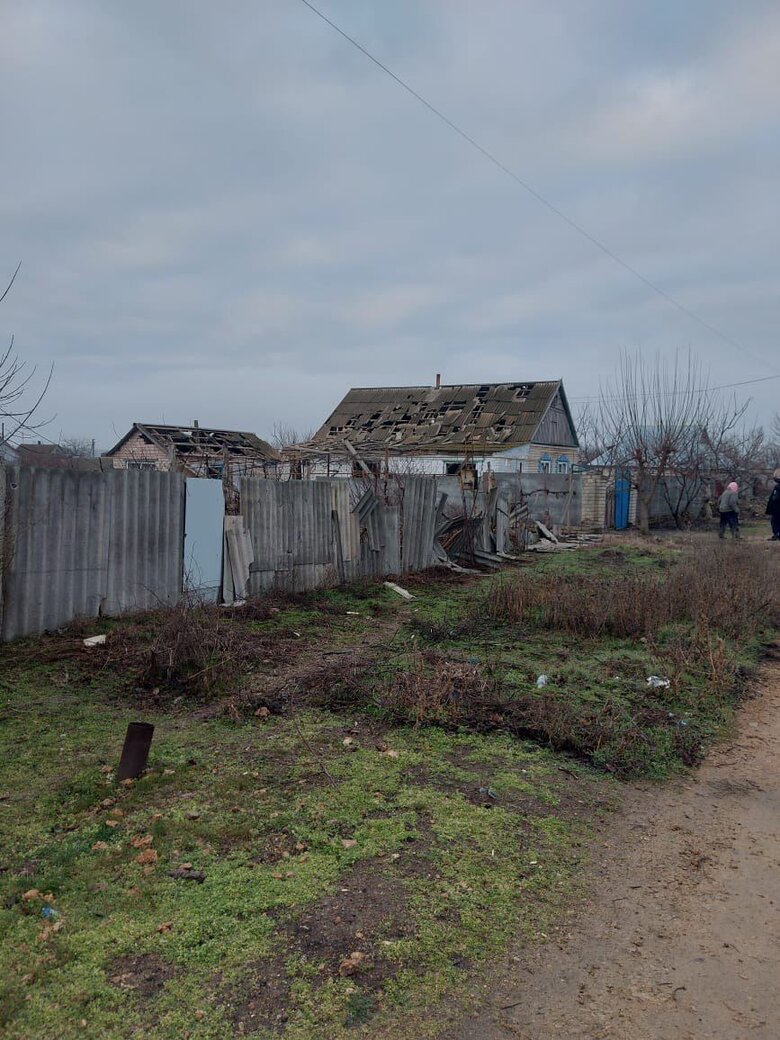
[448,658,780,1040]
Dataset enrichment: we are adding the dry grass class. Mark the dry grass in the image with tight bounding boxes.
[139,598,269,695]
[378,651,501,725]
[486,543,779,641]
[487,570,664,637]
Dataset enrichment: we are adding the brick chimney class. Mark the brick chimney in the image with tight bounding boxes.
[435,373,441,388]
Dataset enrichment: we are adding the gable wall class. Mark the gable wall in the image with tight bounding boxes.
[532,391,578,447]
[107,430,171,469]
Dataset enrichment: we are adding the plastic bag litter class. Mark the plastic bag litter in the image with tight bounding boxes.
[536,675,549,688]
[646,675,671,689]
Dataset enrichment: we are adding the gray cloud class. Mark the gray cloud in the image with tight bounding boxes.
[1,0,779,449]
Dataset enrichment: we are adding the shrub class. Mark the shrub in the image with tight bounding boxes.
[378,652,500,725]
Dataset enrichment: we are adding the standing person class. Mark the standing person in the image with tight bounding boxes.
[718,481,740,539]
[766,472,780,541]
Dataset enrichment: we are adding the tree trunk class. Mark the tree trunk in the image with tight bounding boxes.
[638,493,650,535]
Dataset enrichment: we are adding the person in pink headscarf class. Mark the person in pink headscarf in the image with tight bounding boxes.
[718,481,740,539]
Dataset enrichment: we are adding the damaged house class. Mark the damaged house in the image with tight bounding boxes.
[103,422,280,480]
[290,379,579,484]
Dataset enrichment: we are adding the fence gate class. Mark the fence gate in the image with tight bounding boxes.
[183,478,225,601]
[614,475,631,530]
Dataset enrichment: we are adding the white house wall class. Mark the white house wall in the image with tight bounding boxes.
[303,442,576,480]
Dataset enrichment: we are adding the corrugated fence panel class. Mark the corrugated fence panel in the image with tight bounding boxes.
[2,466,110,640]
[331,482,360,565]
[105,469,184,613]
[401,476,439,572]
[381,506,401,575]
[1,466,186,640]
[241,479,280,594]
[241,478,402,593]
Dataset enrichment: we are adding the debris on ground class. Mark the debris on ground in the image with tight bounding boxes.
[384,581,415,601]
[536,521,560,544]
[166,869,206,883]
[83,634,107,647]
[647,676,671,689]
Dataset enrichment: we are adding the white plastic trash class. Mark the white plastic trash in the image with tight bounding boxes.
[536,674,549,688]
[83,634,107,647]
[646,675,670,689]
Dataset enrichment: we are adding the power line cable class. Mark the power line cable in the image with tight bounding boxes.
[297,0,777,375]
[567,371,780,405]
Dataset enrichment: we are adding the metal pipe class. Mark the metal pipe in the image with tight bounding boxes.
[116,722,155,781]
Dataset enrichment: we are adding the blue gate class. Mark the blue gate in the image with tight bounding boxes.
[614,476,630,530]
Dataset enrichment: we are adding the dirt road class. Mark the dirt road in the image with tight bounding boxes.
[449,658,780,1040]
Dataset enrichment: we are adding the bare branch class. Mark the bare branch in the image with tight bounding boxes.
[591,348,755,534]
[0,262,21,307]
[0,263,54,444]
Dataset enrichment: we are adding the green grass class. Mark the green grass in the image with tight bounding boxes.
[0,673,604,1040]
[0,537,773,1039]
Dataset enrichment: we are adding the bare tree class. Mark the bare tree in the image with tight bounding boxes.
[0,263,53,444]
[770,413,780,466]
[660,399,757,527]
[707,423,765,486]
[270,421,314,450]
[595,350,724,535]
[573,403,605,464]
[59,436,97,458]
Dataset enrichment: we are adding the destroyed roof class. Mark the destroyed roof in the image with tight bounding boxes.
[309,381,577,456]
[105,423,280,462]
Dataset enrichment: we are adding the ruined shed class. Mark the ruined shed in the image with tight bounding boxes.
[103,422,280,480]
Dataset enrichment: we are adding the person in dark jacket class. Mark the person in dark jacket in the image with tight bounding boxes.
[766,474,780,540]
[718,481,740,539]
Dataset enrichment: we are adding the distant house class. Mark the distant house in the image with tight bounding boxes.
[17,443,73,466]
[293,380,579,482]
[1,440,20,465]
[103,422,280,479]
[6,442,102,471]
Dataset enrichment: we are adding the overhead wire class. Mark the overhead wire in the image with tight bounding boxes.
[297,0,778,376]
[567,371,780,405]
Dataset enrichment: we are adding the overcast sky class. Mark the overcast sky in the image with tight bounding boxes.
[2,0,779,448]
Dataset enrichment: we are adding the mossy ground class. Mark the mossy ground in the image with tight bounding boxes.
[0,678,603,1040]
[0,534,769,1039]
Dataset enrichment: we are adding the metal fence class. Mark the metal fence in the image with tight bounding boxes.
[239,477,413,593]
[1,465,185,641]
[0,466,559,641]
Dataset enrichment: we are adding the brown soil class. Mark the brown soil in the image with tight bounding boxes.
[107,952,175,998]
[249,830,302,865]
[217,857,416,1033]
[216,954,292,1036]
[284,857,414,989]
[447,657,780,1040]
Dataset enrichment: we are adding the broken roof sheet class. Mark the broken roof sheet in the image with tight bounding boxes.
[106,423,280,462]
[309,381,566,456]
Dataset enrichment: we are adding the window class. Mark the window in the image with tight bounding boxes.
[537,454,552,474]
[556,455,570,474]
[460,462,478,489]
[445,462,462,475]
[125,460,157,471]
